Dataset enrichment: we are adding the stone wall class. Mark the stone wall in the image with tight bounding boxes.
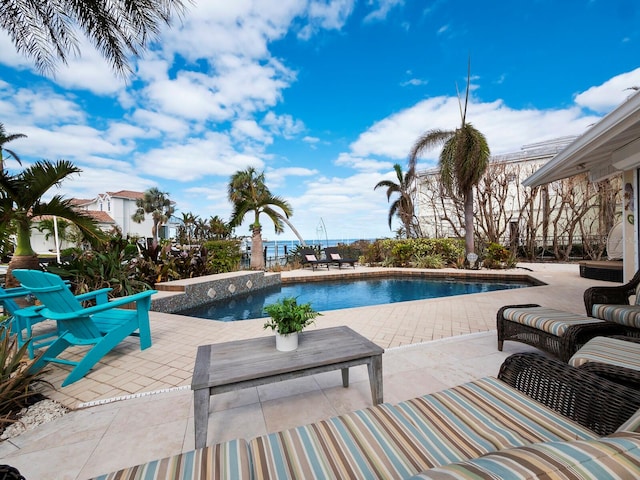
[151,271,281,314]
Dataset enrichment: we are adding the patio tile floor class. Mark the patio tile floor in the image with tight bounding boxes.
[0,263,612,479]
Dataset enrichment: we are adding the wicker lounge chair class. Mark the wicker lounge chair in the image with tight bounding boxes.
[568,335,640,389]
[584,268,640,316]
[92,352,640,479]
[324,246,356,268]
[583,269,640,338]
[497,303,625,362]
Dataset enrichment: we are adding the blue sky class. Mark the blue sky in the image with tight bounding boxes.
[1,0,640,242]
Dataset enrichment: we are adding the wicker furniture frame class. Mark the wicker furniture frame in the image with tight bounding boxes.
[584,268,640,317]
[498,352,640,436]
[572,335,640,390]
[497,303,625,362]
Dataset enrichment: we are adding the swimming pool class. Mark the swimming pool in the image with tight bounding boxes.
[179,276,531,322]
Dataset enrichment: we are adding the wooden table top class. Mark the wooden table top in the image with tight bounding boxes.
[191,326,384,390]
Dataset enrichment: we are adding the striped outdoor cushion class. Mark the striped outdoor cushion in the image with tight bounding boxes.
[502,307,603,336]
[88,439,251,480]
[249,403,438,479]
[409,432,640,479]
[569,336,640,370]
[592,304,640,329]
[394,377,597,465]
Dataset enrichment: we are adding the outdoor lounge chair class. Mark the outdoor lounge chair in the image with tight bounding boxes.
[497,303,625,362]
[568,335,640,389]
[300,248,330,270]
[0,280,86,359]
[0,285,58,359]
[12,269,157,386]
[92,352,640,479]
[583,269,640,337]
[324,246,356,268]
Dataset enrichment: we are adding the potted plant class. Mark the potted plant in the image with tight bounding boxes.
[263,296,321,351]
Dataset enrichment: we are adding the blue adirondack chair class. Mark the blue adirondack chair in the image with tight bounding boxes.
[0,281,94,359]
[0,285,59,358]
[12,269,157,386]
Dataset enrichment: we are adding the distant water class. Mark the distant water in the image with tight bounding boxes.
[250,238,373,259]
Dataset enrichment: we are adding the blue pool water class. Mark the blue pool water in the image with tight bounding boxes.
[179,276,531,322]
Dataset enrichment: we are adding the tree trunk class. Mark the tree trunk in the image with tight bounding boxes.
[250,225,264,270]
[6,254,40,288]
[463,189,475,257]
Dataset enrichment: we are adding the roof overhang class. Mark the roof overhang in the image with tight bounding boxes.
[523,91,640,187]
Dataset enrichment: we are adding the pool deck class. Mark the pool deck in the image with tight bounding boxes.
[0,263,615,479]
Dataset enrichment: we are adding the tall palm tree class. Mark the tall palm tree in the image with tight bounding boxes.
[0,123,26,170]
[408,61,490,259]
[132,187,175,248]
[374,163,417,238]
[0,0,188,77]
[0,160,105,287]
[179,211,198,246]
[228,167,293,270]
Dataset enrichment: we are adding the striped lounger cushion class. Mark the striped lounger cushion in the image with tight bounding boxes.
[88,439,251,480]
[409,432,640,479]
[502,307,603,336]
[249,378,597,479]
[393,377,596,465]
[592,304,640,329]
[569,336,640,370]
[249,403,437,479]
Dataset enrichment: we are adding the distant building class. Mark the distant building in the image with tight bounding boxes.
[30,190,172,254]
[414,136,618,249]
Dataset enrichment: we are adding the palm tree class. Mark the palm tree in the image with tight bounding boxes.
[228,167,293,270]
[208,215,231,240]
[408,61,490,259]
[0,0,188,77]
[0,160,105,287]
[132,187,175,248]
[0,123,26,170]
[374,163,417,238]
[179,211,198,246]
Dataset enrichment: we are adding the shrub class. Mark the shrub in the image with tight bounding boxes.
[0,323,48,427]
[204,240,242,273]
[412,254,444,269]
[482,242,517,269]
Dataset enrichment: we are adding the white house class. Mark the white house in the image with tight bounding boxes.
[524,91,640,281]
[30,190,164,255]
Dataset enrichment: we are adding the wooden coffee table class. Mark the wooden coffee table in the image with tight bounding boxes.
[191,326,384,448]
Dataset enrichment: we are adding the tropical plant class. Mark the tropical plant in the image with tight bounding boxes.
[409,60,490,262]
[228,167,293,270]
[0,323,48,426]
[46,234,151,296]
[132,187,175,249]
[0,160,105,287]
[36,217,71,242]
[0,0,188,77]
[374,163,418,238]
[263,297,321,335]
[0,123,26,170]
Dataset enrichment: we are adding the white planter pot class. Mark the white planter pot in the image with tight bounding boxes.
[275,331,299,352]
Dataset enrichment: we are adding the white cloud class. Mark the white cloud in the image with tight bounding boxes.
[134,132,264,181]
[364,0,404,23]
[574,67,640,114]
[262,112,305,138]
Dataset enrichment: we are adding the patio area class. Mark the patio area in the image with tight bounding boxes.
[0,262,613,479]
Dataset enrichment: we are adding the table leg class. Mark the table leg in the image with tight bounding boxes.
[341,367,349,387]
[367,354,383,404]
[194,388,210,449]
